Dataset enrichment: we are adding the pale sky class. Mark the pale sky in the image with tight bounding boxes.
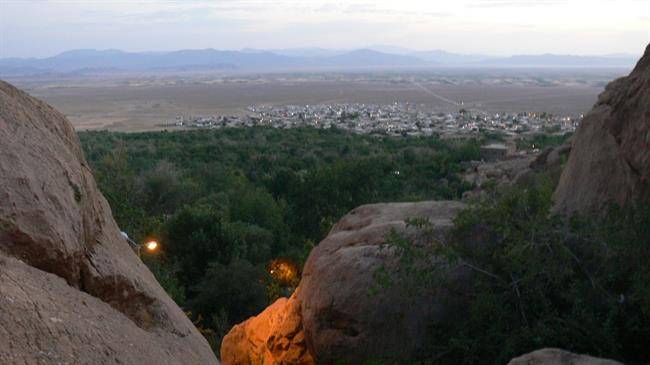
[0,0,648,58]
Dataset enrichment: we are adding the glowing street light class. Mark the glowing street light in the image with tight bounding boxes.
[144,240,159,252]
[120,231,160,257]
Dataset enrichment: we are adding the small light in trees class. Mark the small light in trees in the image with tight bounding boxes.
[145,240,159,252]
[268,259,298,285]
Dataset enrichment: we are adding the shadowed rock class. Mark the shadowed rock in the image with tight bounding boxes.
[508,348,622,365]
[0,80,218,364]
[553,44,650,214]
[298,201,467,364]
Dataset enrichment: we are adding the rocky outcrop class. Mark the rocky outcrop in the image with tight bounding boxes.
[298,201,468,364]
[553,44,650,214]
[463,156,536,190]
[220,294,314,365]
[507,140,573,188]
[221,201,467,364]
[507,349,623,365]
[0,80,218,364]
[529,140,572,175]
[462,138,572,199]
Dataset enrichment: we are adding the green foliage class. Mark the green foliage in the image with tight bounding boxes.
[81,126,648,361]
[189,259,269,344]
[142,255,187,306]
[79,127,481,352]
[164,202,229,289]
[479,130,507,142]
[379,176,650,364]
[137,161,187,216]
[223,221,273,263]
[226,186,289,254]
[81,127,479,250]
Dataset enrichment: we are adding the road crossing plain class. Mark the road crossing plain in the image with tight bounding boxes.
[4,68,627,132]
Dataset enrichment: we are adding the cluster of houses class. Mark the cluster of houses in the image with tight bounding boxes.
[169,102,580,139]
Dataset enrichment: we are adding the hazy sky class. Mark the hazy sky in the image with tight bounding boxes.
[1,0,648,58]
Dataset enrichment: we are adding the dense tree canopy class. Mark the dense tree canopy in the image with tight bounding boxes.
[79,127,480,350]
[81,127,632,363]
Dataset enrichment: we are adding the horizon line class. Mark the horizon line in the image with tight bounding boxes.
[1,46,643,60]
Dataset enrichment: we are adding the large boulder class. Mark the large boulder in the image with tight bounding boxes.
[298,201,468,364]
[222,200,467,364]
[0,80,218,364]
[507,348,622,365]
[553,44,650,214]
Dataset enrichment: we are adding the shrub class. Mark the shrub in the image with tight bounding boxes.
[383,177,650,364]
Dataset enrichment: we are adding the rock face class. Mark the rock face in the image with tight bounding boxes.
[0,81,218,364]
[508,348,623,365]
[462,138,572,199]
[463,155,536,189]
[221,200,467,364]
[220,294,314,365]
[553,44,650,215]
[529,141,572,175]
[298,201,467,364]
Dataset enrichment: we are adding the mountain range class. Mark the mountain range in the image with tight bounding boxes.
[0,47,639,76]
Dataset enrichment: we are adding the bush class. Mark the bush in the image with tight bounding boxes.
[383,177,650,364]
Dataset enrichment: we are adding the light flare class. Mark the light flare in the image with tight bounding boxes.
[145,240,159,252]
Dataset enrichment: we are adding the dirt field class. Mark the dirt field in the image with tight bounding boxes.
[3,70,626,132]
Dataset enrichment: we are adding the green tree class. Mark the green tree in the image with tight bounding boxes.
[190,259,269,342]
[165,203,229,289]
[137,161,186,216]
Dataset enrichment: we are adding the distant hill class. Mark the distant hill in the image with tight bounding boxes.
[314,49,426,67]
[362,44,490,64]
[482,54,637,67]
[0,47,638,75]
[242,47,347,58]
[364,45,637,67]
[0,48,426,75]
[409,50,494,64]
[0,49,294,74]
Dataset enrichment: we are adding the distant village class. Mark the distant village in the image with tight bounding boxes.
[166,102,580,140]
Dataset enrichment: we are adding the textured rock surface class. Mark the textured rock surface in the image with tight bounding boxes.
[222,200,467,364]
[220,294,314,365]
[298,201,467,364]
[529,141,572,175]
[553,44,650,214]
[508,348,623,365]
[463,155,536,189]
[0,80,218,364]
